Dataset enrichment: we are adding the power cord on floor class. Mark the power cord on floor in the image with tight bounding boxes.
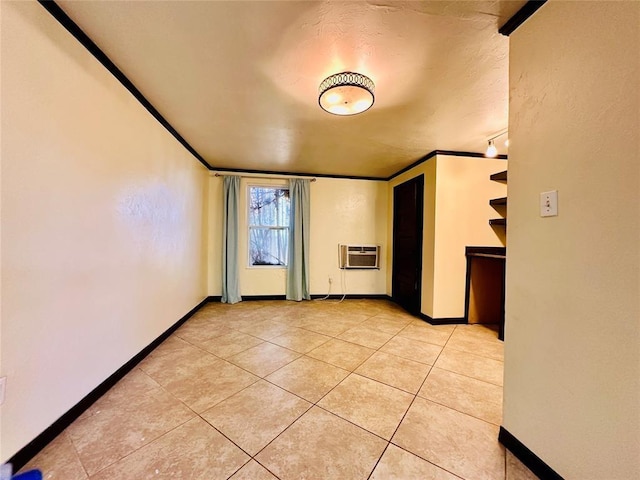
[313,270,347,303]
[313,277,332,301]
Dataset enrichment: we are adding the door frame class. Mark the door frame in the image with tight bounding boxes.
[391,174,424,314]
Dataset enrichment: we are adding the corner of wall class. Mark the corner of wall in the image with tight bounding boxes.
[430,155,507,318]
[207,174,223,296]
[504,1,640,477]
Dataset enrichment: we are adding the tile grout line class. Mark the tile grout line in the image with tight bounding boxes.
[360,322,438,478]
[443,340,505,362]
[192,305,318,479]
[58,431,91,480]
[386,442,467,480]
[46,301,502,480]
[424,364,504,387]
[178,304,502,469]
[363,325,462,479]
[388,323,504,479]
[365,441,392,480]
[223,312,412,477]
[67,366,199,479]
[25,301,379,479]
[134,333,284,478]
[84,414,196,478]
[220,314,506,441]
[191,309,389,475]
[302,318,445,479]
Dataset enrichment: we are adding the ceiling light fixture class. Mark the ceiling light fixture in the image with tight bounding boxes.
[486,130,509,157]
[486,139,498,158]
[318,72,375,116]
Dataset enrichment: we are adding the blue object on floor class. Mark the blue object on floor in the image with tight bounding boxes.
[12,471,42,480]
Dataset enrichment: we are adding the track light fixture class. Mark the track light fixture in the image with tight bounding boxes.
[486,130,509,157]
[486,139,498,158]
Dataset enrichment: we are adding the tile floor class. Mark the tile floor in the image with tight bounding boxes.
[21,299,538,479]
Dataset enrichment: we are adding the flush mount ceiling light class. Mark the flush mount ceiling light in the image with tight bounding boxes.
[318,72,375,116]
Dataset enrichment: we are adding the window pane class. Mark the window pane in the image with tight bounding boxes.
[249,227,289,266]
[249,187,290,227]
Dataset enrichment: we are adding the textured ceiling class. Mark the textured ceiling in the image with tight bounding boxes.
[56,0,525,178]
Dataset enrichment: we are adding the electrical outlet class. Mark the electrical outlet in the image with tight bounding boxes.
[328,276,333,284]
[0,376,6,405]
[540,190,558,217]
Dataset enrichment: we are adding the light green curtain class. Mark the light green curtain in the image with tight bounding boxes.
[222,175,242,304]
[286,179,310,301]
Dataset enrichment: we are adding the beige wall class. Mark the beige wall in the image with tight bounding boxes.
[208,175,388,296]
[387,155,506,318]
[432,156,506,318]
[208,176,224,296]
[0,0,4,450]
[504,1,639,478]
[0,1,209,460]
[211,155,504,310]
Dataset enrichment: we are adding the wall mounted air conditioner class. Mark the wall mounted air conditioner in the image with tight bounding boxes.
[339,244,380,269]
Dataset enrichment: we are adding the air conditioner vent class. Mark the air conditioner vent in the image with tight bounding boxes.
[339,244,380,269]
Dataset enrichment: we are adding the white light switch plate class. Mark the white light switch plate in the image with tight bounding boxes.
[540,190,558,217]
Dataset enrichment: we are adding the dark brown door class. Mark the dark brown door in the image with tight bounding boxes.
[392,175,424,314]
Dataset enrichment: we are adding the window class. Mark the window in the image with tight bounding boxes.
[248,186,290,267]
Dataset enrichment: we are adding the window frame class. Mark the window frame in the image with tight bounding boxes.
[246,184,290,269]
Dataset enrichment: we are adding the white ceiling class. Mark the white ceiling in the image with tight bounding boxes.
[56,0,524,178]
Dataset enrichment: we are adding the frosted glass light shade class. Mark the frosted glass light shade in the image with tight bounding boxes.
[486,139,498,158]
[319,72,375,116]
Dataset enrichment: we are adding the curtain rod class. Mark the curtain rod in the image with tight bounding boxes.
[213,173,316,182]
